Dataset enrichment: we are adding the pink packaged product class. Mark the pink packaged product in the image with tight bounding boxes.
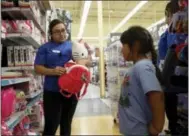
[6,20,18,33]
[5,20,33,34]
[13,116,30,135]
[1,121,13,136]
[1,20,7,33]
[1,87,16,121]
[1,0,14,8]
[17,20,33,34]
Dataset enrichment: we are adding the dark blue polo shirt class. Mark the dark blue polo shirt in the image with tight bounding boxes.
[34,41,72,92]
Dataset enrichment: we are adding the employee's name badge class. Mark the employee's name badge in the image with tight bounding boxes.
[52,50,60,53]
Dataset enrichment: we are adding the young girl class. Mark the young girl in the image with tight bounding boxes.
[118,26,165,136]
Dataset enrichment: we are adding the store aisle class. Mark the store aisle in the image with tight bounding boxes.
[82,84,100,99]
[56,116,121,135]
[55,84,121,135]
[74,84,111,117]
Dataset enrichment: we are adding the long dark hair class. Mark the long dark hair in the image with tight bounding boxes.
[48,19,65,41]
[120,26,164,85]
[165,1,179,17]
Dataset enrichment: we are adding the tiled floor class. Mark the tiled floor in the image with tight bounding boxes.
[56,115,121,135]
[56,84,120,135]
[55,84,168,135]
[82,84,100,99]
[74,98,111,117]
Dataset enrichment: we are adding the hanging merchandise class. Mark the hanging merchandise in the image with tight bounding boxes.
[58,42,91,100]
[47,8,72,40]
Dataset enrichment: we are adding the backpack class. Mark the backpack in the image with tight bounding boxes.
[58,64,90,100]
[1,87,16,121]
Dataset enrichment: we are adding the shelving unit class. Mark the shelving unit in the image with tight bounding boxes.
[2,66,34,73]
[1,77,31,87]
[2,33,40,49]
[6,92,42,130]
[2,7,45,35]
[105,40,133,123]
[1,1,47,135]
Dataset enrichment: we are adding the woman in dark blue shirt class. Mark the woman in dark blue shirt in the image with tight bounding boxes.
[34,19,77,136]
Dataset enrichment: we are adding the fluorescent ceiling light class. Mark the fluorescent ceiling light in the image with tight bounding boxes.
[77,1,92,39]
[147,17,165,30]
[111,1,148,33]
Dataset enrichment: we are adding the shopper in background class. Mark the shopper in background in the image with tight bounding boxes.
[157,2,179,135]
[118,26,165,136]
[34,19,77,136]
[158,1,179,65]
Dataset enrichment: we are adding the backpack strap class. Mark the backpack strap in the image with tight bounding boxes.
[75,82,89,100]
[60,90,73,98]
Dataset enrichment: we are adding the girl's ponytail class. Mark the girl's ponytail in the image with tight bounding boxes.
[150,45,165,86]
[147,32,165,86]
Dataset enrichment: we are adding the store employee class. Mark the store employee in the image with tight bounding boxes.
[34,19,77,136]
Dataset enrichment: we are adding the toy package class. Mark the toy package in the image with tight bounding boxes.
[1,121,13,135]
[58,42,91,100]
[1,87,16,121]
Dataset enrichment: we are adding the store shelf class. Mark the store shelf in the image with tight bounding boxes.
[1,77,30,87]
[6,92,42,129]
[2,33,40,48]
[2,66,34,73]
[27,92,42,107]
[107,40,121,49]
[2,7,45,34]
[26,90,42,99]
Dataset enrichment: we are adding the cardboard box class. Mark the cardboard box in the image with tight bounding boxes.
[20,46,25,66]
[14,46,20,66]
[7,46,14,67]
[23,46,35,66]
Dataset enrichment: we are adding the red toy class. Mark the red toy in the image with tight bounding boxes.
[59,64,90,100]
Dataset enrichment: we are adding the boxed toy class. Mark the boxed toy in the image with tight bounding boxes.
[14,46,20,66]
[1,0,14,8]
[7,46,14,66]
[22,46,35,66]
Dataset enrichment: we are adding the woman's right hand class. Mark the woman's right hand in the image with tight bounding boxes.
[53,66,67,76]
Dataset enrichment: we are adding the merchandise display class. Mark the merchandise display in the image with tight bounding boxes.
[1,0,45,135]
[105,40,133,123]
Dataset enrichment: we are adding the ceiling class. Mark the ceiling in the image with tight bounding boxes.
[49,1,168,46]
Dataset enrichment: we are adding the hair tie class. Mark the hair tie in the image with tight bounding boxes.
[145,52,152,60]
